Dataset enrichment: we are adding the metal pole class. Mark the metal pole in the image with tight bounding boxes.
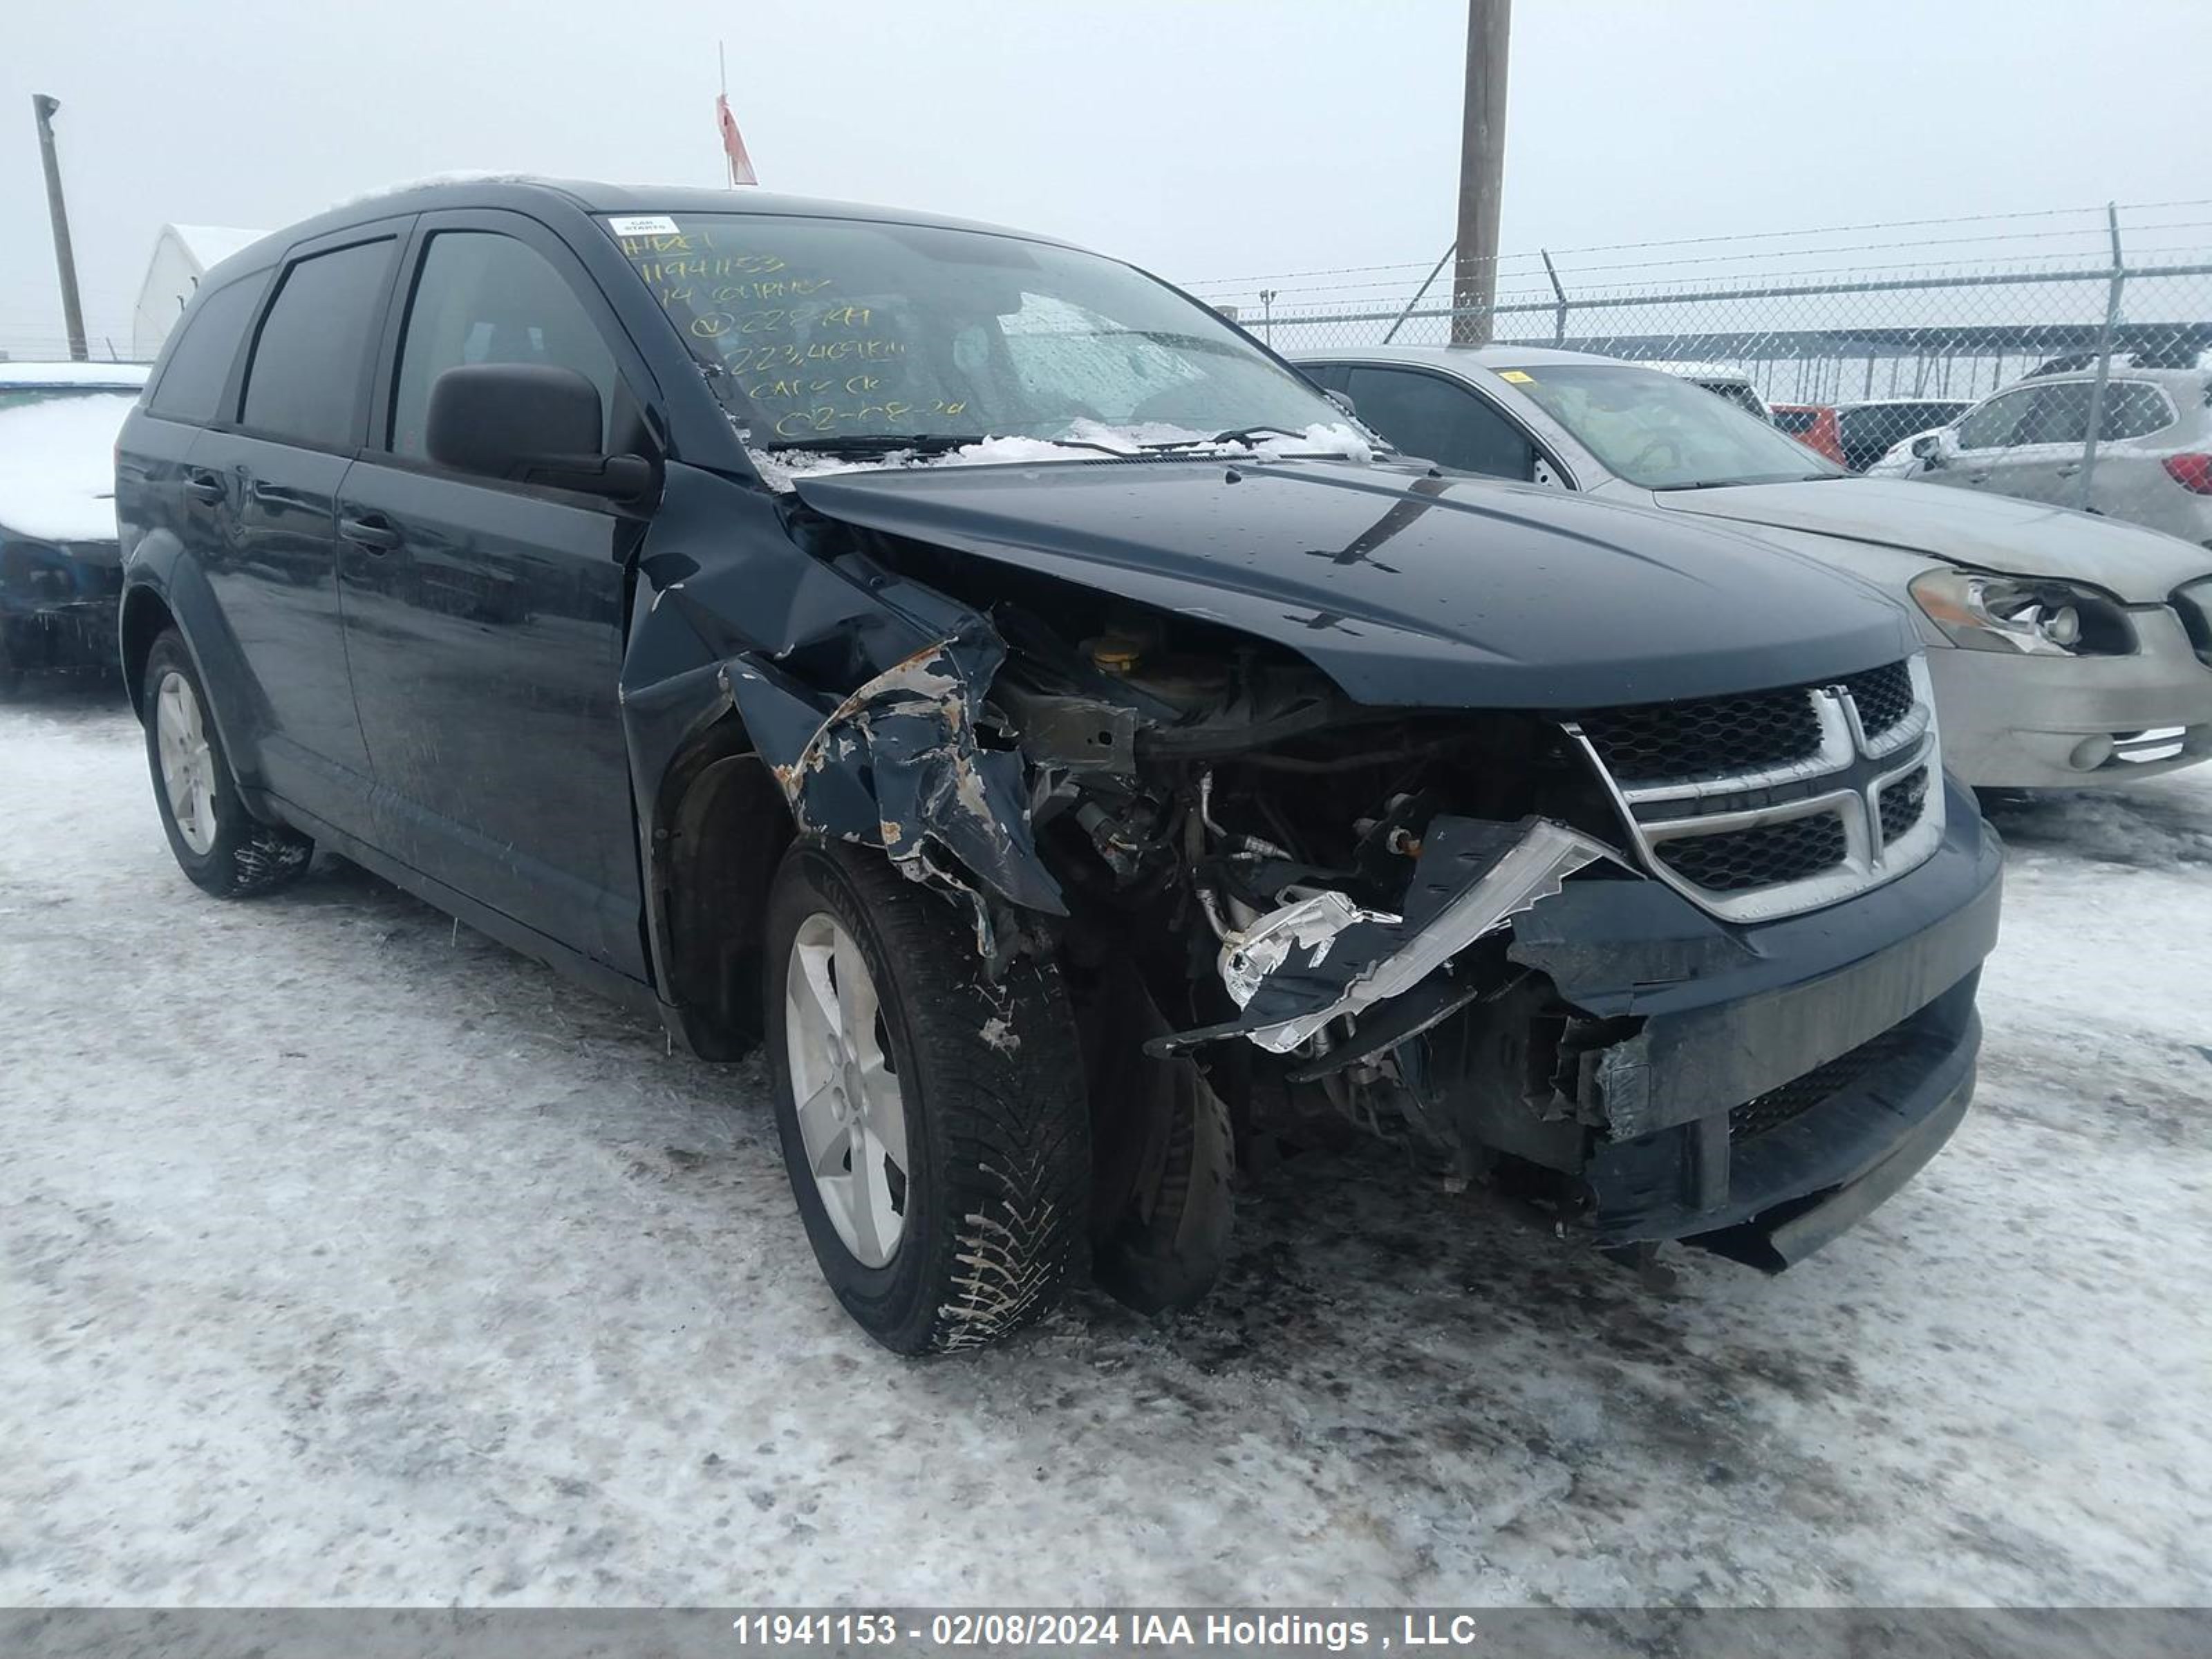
[1451,0,1510,346]
[1539,247,1567,345]
[2076,203,2125,511]
[31,95,88,362]
[1259,289,1276,345]
[1385,239,1455,344]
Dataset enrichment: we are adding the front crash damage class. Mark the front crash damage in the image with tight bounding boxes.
[617,458,2002,1309]
[1160,816,1620,1056]
[762,624,1065,959]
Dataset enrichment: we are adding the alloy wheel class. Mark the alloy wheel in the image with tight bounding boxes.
[155,670,218,856]
[784,912,909,1267]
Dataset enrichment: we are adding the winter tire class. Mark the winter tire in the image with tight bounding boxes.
[142,628,314,898]
[765,838,1090,1354]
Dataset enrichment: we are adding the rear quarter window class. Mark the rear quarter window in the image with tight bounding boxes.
[146,276,263,423]
[2101,382,2175,442]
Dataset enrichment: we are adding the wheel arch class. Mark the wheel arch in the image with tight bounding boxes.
[646,709,798,1060]
[119,583,179,716]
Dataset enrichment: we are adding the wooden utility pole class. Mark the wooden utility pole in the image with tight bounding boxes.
[32,95,88,362]
[1451,1,1511,346]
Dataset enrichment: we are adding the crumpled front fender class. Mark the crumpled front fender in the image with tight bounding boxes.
[618,463,1065,952]
[750,623,1065,917]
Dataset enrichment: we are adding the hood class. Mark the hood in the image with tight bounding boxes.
[0,393,136,546]
[792,458,1918,710]
[1651,477,2212,603]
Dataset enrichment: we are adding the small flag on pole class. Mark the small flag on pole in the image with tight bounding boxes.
[716,93,758,187]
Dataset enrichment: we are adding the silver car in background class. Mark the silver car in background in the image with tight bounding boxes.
[1294,344,2212,788]
[1647,359,1773,422]
[1877,358,2212,550]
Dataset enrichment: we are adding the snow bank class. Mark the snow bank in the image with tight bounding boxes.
[748,418,1376,492]
[0,393,139,543]
[0,362,147,391]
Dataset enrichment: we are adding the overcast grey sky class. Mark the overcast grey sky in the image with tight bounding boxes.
[5,0,2209,358]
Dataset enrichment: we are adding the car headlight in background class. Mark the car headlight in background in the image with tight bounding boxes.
[2173,576,2212,668]
[1909,569,2132,656]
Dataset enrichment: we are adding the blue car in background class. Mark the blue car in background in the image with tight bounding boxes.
[0,361,149,687]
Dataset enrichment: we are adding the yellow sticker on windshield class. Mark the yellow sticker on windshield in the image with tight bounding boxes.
[1499,370,1535,384]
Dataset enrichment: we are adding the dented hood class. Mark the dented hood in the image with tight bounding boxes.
[1650,477,2212,603]
[791,458,1918,709]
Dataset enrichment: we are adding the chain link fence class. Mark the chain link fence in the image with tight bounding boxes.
[1190,201,2212,497]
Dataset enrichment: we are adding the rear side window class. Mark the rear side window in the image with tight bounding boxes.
[147,276,261,422]
[388,232,616,459]
[1770,409,1818,435]
[1345,366,1537,481]
[239,239,395,448]
[2100,382,2174,442]
[2017,382,2094,446]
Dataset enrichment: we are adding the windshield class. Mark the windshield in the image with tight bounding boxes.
[611,213,1349,451]
[1500,362,1845,488]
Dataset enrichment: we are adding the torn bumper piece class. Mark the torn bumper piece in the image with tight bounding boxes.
[1152,816,1619,1057]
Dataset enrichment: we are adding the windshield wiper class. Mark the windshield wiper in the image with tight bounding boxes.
[1139,424,1313,451]
[1657,471,1859,490]
[759,433,986,454]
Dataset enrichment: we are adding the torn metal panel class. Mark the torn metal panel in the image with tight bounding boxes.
[754,624,1066,918]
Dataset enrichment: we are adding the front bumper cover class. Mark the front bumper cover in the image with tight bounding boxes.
[1929,609,2212,787]
[1517,778,2001,1264]
[1,538,124,673]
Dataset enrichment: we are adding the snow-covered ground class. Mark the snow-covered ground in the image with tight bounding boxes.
[3,686,2209,1608]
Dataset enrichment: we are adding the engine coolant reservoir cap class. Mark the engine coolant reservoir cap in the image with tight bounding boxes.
[1091,637,1143,674]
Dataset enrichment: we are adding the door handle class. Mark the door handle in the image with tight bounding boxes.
[2056,464,2080,478]
[339,513,402,552]
[183,471,224,505]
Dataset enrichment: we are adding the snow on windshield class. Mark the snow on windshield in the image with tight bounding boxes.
[745,418,1375,492]
[0,393,139,542]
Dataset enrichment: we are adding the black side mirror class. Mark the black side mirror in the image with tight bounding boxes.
[426,363,653,500]
[1322,387,1358,419]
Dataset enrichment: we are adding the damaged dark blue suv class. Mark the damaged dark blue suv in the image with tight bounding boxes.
[113,180,2001,1353]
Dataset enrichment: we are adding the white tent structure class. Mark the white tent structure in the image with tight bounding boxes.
[132,225,265,359]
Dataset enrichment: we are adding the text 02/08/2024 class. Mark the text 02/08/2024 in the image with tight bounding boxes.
[727,1612,1390,1649]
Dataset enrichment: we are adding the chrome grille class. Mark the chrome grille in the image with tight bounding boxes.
[1877,767,1930,844]
[1577,686,1820,781]
[1840,662,1913,738]
[1568,655,1944,923]
[1655,812,1848,892]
